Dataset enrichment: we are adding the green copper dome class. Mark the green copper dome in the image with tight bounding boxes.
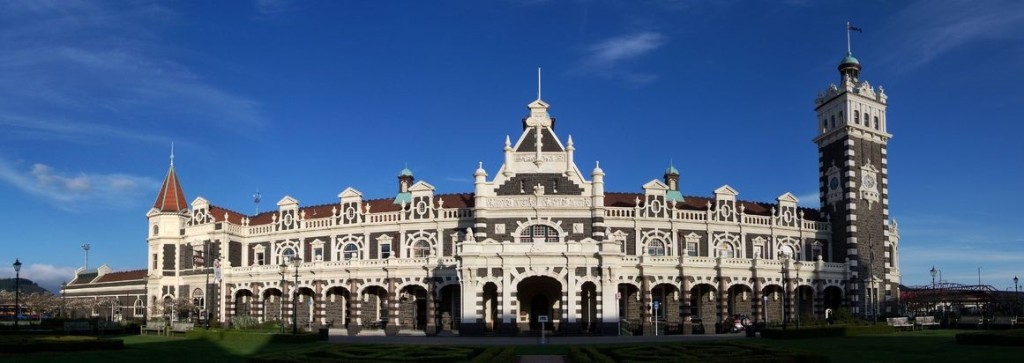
[665,165,679,175]
[840,53,860,65]
[398,167,413,177]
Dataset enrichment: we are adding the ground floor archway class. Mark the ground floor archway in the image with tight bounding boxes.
[517,276,562,332]
[325,287,352,328]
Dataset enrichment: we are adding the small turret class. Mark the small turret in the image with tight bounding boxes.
[394,166,414,205]
[663,163,684,202]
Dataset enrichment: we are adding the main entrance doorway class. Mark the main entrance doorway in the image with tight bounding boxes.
[516,276,561,333]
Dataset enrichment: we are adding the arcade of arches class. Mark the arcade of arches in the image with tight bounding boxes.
[174,276,844,336]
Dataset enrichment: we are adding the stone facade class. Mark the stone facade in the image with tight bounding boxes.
[62,53,901,336]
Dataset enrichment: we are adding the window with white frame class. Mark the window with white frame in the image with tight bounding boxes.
[281,247,296,264]
[380,242,391,259]
[412,240,431,257]
[134,299,145,316]
[719,244,735,258]
[255,252,265,266]
[647,239,666,256]
[686,242,698,256]
[778,245,794,259]
[520,224,559,242]
[343,244,359,260]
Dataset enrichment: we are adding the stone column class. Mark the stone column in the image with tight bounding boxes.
[385,278,399,336]
[641,275,652,336]
[753,278,763,324]
[718,276,728,333]
[425,278,437,335]
[347,280,361,336]
[681,276,692,334]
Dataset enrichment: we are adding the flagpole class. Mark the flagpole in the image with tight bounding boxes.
[846,21,851,54]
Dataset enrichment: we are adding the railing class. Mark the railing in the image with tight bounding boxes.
[303,217,334,229]
[366,211,400,224]
[604,207,830,232]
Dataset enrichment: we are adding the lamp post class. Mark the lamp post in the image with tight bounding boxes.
[1014,276,1019,316]
[278,263,287,334]
[780,253,789,330]
[795,265,801,329]
[13,259,22,330]
[290,257,300,334]
[60,281,67,318]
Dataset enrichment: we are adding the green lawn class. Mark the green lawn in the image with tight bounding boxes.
[763,329,1022,363]
[0,329,1019,363]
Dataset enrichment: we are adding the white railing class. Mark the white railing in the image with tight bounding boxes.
[303,217,334,229]
[604,206,830,233]
[366,211,401,224]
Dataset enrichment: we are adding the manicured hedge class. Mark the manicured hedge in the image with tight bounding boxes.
[185,329,318,344]
[575,342,825,363]
[470,346,515,363]
[760,325,894,339]
[956,329,1024,347]
[248,344,482,363]
[0,335,123,353]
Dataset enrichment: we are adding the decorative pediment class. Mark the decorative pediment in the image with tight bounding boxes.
[277,196,300,208]
[190,197,210,209]
[776,192,798,204]
[409,181,436,193]
[338,187,362,199]
[642,179,669,192]
[714,185,739,197]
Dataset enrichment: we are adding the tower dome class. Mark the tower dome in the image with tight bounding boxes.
[838,52,862,81]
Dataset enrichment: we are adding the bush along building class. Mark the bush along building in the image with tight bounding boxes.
[63,52,900,336]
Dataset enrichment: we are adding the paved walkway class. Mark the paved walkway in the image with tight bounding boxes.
[328,333,750,345]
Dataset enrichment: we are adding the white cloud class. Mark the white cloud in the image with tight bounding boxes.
[0,2,267,145]
[573,32,666,86]
[885,0,1024,70]
[0,156,161,211]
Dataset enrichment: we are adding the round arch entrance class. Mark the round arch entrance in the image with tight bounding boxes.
[517,276,562,333]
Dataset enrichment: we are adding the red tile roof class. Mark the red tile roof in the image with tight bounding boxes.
[94,269,147,283]
[153,164,188,213]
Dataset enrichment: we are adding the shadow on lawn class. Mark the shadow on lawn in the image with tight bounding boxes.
[8,333,322,363]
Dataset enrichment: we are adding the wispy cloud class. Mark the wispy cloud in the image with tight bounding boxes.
[254,0,294,15]
[0,156,161,212]
[884,0,1024,70]
[572,32,666,86]
[0,2,267,145]
[794,191,819,208]
[0,264,78,294]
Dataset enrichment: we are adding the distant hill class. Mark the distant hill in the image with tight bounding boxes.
[0,278,52,295]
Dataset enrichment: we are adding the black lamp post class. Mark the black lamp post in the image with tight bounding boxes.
[60,281,67,318]
[1014,276,1019,316]
[13,259,22,330]
[930,266,936,289]
[278,263,287,334]
[780,253,789,330]
[290,257,300,334]
[795,265,801,329]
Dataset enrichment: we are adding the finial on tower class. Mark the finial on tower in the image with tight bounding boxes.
[537,67,542,101]
[170,142,175,167]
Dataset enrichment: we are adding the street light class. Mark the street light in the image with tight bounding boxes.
[13,259,22,330]
[290,257,301,334]
[1014,276,1019,316]
[795,265,801,329]
[278,263,287,334]
[779,252,789,330]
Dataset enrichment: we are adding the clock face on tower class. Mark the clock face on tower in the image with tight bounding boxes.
[829,177,840,190]
[863,175,876,189]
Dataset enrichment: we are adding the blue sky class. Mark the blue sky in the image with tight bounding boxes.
[1,0,1021,293]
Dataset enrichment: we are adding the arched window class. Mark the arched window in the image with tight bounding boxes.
[412,240,431,257]
[281,247,296,263]
[647,239,666,256]
[873,116,879,129]
[343,244,359,260]
[520,224,559,242]
[719,244,735,258]
[854,110,860,124]
[134,299,145,317]
[152,225,159,236]
[778,245,794,260]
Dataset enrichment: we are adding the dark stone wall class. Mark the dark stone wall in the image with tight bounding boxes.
[494,173,584,196]
[229,241,242,267]
[514,128,563,152]
[179,244,194,270]
[163,244,176,270]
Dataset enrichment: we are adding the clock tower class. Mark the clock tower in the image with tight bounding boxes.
[814,49,900,317]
